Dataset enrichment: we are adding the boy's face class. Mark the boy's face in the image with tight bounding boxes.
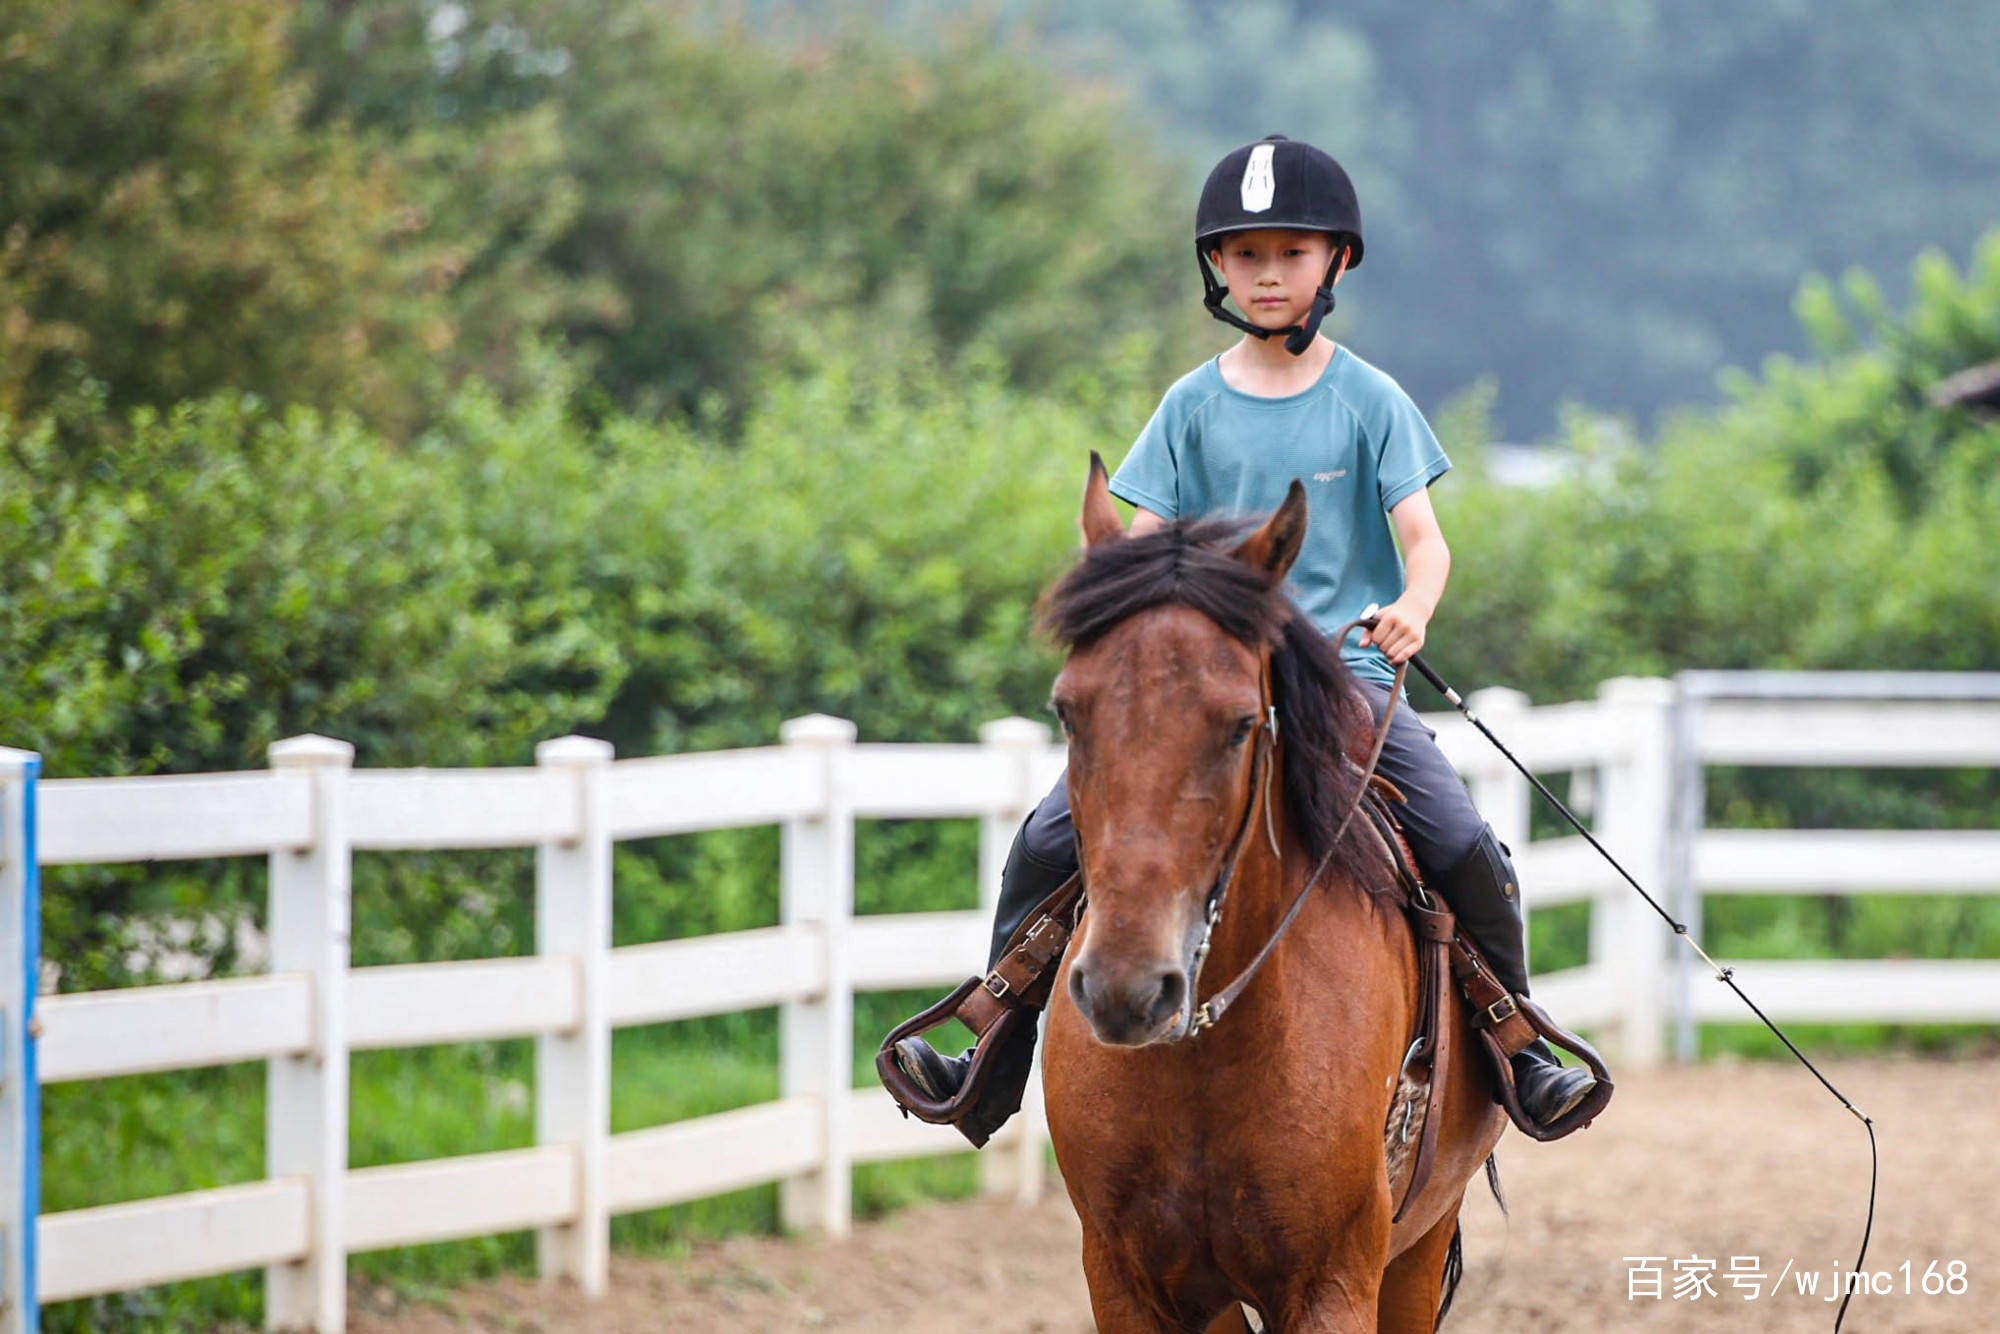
[1207,228,1342,333]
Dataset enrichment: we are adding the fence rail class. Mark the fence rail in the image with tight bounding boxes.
[2,672,1996,1332]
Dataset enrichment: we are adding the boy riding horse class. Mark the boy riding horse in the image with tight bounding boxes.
[892,134,1604,1147]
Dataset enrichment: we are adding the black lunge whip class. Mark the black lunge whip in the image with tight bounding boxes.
[1388,635,1877,1332]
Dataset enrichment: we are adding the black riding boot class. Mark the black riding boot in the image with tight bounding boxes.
[1432,827,1599,1130]
[889,819,1074,1147]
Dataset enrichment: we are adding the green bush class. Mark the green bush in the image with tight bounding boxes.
[6,331,1152,980]
[1426,236,2000,961]
[2,376,627,988]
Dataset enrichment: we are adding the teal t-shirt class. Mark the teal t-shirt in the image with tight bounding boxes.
[1107,344,1451,688]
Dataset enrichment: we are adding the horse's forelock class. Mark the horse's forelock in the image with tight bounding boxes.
[1036,519,1376,873]
[1037,517,1280,652]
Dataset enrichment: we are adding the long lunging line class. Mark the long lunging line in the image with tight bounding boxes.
[1399,641,1878,1334]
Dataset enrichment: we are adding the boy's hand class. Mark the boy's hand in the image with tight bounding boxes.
[1359,596,1429,664]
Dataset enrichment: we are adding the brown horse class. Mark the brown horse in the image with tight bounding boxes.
[1038,457,1507,1333]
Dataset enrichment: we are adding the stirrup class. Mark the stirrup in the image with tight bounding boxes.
[877,978,1018,1124]
[1477,996,1614,1141]
[877,870,1081,1146]
[877,988,1037,1149]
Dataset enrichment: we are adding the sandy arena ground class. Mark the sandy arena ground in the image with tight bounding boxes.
[348,1056,1998,1333]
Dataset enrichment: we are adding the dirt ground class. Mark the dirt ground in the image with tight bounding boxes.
[347,1055,1997,1333]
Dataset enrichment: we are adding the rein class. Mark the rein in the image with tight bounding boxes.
[1183,616,1405,1037]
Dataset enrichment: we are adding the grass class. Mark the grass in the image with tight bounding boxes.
[1699,1019,2000,1060]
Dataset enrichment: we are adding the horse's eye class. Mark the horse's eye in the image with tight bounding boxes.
[1050,700,1074,736]
[1227,716,1257,747]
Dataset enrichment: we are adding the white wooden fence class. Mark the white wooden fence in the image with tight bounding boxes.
[1,672,1996,1332]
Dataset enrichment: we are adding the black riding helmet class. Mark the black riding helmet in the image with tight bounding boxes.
[1196,134,1364,356]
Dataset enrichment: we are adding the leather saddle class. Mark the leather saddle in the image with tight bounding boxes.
[876,777,1614,1212]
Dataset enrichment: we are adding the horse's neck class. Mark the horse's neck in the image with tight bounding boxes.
[1193,777,1396,1036]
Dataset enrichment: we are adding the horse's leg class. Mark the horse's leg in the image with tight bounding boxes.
[1079,1231,1177,1334]
[1270,1266,1384,1333]
[1374,1202,1465,1333]
[1202,1305,1257,1334]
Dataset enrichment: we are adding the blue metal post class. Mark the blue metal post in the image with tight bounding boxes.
[0,748,39,1334]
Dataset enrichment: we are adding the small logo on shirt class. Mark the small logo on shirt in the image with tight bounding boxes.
[1313,469,1348,482]
[1240,144,1276,212]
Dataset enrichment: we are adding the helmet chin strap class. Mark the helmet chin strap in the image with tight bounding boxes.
[1282,282,1336,355]
[1198,245,1349,357]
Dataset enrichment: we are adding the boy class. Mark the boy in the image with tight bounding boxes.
[892,133,1599,1145]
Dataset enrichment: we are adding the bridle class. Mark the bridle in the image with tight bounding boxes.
[1177,655,1281,1036]
[1177,616,1407,1038]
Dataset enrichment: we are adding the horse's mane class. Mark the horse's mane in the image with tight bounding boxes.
[1037,516,1380,876]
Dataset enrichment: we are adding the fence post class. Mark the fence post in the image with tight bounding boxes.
[1591,679,1673,1070]
[534,736,614,1294]
[1464,688,1532,973]
[1668,686,1705,1063]
[264,735,354,1334]
[0,749,40,1334]
[779,714,857,1236]
[976,717,1052,1205]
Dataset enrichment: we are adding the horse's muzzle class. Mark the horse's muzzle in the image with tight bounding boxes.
[1068,956,1189,1046]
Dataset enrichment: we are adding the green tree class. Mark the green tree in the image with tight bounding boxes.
[1429,231,2000,705]
[0,0,445,427]
[284,1,1205,422]
[863,0,2000,437]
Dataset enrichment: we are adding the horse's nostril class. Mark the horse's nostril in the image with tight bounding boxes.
[1070,959,1189,1043]
[1069,964,1093,1014]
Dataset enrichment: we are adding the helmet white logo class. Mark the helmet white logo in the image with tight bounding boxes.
[1240,144,1276,212]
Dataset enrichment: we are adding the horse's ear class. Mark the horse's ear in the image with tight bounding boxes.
[1080,450,1123,548]
[1231,479,1308,582]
